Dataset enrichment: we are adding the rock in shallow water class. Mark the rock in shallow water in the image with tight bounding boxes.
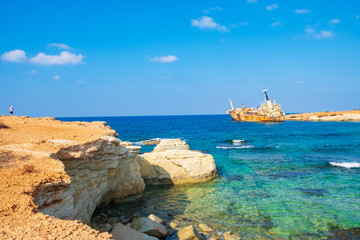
[198,223,214,232]
[111,223,158,240]
[131,215,169,238]
[178,225,205,240]
[137,139,218,185]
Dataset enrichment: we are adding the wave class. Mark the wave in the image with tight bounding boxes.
[329,162,360,169]
[232,139,245,144]
[216,145,254,149]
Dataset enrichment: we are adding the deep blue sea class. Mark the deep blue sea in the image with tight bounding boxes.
[58,115,360,239]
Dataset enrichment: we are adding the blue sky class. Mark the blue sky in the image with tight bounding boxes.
[1,0,359,117]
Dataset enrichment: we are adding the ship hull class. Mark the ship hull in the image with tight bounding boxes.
[227,111,284,122]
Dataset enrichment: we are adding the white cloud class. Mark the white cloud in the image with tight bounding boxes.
[191,16,228,31]
[271,21,282,27]
[203,6,222,13]
[329,18,340,24]
[1,49,27,62]
[150,55,178,63]
[54,75,60,80]
[29,70,37,74]
[29,51,84,65]
[75,80,84,84]
[47,43,72,50]
[356,15,360,19]
[231,22,248,28]
[295,9,311,14]
[246,0,257,3]
[266,4,279,11]
[315,30,334,38]
[305,27,315,33]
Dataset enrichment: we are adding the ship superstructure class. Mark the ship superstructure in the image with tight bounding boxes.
[227,89,285,122]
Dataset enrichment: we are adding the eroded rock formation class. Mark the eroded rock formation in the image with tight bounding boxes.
[137,139,218,184]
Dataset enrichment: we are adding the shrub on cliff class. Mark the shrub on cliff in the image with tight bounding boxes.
[0,122,9,129]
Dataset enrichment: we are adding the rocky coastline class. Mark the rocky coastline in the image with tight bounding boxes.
[0,116,226,239]
[285,110,360,121]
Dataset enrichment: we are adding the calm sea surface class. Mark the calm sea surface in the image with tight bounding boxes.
[58,115,360,239]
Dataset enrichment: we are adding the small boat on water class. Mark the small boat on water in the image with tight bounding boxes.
[227,89,285,122]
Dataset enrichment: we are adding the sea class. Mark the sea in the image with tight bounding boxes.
[58,115,360,239]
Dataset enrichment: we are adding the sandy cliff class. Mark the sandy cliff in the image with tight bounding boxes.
[286,110,360,121]
[0,116,145,239]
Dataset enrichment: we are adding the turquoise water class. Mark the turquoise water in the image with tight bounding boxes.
[59,115,360,239]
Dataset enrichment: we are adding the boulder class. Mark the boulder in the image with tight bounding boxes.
[178,225,205,240]
[131,215,168,238]
[111,223,158,240]
[198,223,214,232]
[138,139,218,185]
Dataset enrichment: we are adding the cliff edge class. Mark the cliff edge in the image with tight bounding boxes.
[0,116,145,239]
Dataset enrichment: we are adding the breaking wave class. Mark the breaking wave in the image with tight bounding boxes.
[216,145,254,149]
[232,139,246,144]
[329,162,360,169]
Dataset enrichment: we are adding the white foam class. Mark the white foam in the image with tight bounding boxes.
[217,145,254,149]
[232,139,245,144]
[329,162,360,169]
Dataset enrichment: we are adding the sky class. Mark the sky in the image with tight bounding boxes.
[1,0,360,117]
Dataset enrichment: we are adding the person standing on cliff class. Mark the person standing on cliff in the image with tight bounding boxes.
[9,106,14,116]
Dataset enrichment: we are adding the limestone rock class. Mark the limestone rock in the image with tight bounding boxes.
[131,215,169,238]
[178,225,205,240]
[34,136,145,224]
[198,223,214,232]
[111,223,158,240]
[149,214,163,224]
[138,139,218,185]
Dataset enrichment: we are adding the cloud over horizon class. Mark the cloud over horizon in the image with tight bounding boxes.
[47,43,72,50]
[29,51,84,65]
[1,49,27,62]
[150,55,178,63]
[191,16,228,31]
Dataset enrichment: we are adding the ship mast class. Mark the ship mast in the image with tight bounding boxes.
[263,89,269,101]
[229,99,234,110]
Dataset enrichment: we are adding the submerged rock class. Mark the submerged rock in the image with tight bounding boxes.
[224,231,240,240]
[111,223,158,240]
[178,225,205,240]
[137,139,218,185]
[198,223,214,232]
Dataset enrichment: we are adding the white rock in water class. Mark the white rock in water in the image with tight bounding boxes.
[111,223,159,240]
[138,139,218,185]
[131,215,168,238]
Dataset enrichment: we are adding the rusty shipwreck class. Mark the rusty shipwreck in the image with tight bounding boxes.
[227,89,285,122]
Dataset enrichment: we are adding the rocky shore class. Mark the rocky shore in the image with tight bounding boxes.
[0,116,223,239]
[285,110,360,121]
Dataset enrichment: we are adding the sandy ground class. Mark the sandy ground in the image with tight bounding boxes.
[0,116,115,239]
